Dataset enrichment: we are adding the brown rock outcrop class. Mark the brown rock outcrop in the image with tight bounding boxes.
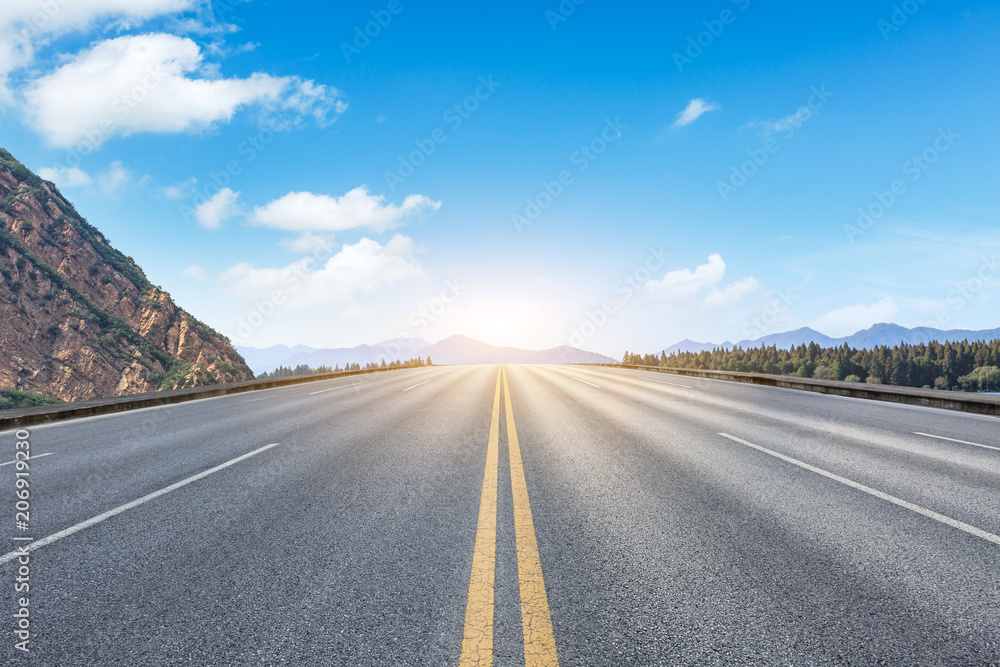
[0,148,253,404]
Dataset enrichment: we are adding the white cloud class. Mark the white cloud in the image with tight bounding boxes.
[24,33,344,148]
[703,276,762,308]
[644,253,760,309]
[220,235,426,308]
[161,177,197,200]
[193,187,240,229]
[809,298,900,338]
[38,165,93,187]
[38,160,133,196]
[0,0,197,103]
[744,107,814,137]
[96,160,132,197]
[252,187,441,233]
[645,253,727,299]
[278,232,337,255]
[182,265,207,281]
[672,98,720,128]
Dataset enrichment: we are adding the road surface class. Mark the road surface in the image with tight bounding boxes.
[1,364,998,665]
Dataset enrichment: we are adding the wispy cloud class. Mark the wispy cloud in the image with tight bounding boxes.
[220,235,427,309]
[38,160,134,198]
[809,298,900,338]
[644,253,760,309]
[252,187,441,234]
[182,265,208,281]
[194,188,241,229]
[672,98,721,128]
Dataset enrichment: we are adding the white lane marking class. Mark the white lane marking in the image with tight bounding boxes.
[0,443,280,565]
[571,377,601,388]
[649,379,693,389]
[402,379,434,392]
[0,453,54,467]
[308,382,363,396]
[913,432,1000,453]
[718,433,1000,547]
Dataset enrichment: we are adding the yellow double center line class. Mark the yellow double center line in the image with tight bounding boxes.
[459,366,559,666]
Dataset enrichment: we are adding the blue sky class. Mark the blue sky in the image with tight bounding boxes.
[2,0,999,355]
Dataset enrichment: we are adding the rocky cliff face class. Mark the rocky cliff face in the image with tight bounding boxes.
[0,148,254,404]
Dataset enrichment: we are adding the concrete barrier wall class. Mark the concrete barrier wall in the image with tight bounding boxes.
[0,365,419,430]
[585,364,1000,418]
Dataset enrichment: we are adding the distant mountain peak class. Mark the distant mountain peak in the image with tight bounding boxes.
[664,323,1000,356]
[239,334,614,374]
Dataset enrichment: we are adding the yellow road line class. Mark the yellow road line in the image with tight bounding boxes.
[503,366,560,667]
[458,367,503,666]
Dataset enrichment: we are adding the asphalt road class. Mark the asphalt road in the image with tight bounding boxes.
[1,364,998,665]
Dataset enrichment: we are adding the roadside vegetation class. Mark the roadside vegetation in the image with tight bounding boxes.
[0,389,60,410]
[257,357,432,379]
[623,340,1000,392]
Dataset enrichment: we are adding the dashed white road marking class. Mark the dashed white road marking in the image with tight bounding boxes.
[402,379,434,392]
[308,382,363,396]
[571,377,601,388]
[718,433,1000,547]
[913,432,1000,453]
[0,443,281,565]
[0,453,54,467]
[649,379,693,389]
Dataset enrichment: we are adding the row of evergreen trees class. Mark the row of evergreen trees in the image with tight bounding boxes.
[622,340,1000,392]
[257,356,432,379]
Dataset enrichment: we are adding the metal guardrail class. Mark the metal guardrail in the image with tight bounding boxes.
[585,364,1000,417]
[0,365,422,430]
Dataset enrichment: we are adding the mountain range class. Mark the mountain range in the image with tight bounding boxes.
[238,335,616,374]
[664,323,1000,355]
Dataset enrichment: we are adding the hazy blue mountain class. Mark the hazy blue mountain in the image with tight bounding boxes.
[237,335,612,374]
[843,323,1000,348]
[419,335,616,365]
[664,323,1000,356]
[734,327,839,350]
[237,339,428,375]
[233,344,317,375]
[663,339,733,355]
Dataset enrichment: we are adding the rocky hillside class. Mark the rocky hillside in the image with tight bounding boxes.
[0,148,254,404]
